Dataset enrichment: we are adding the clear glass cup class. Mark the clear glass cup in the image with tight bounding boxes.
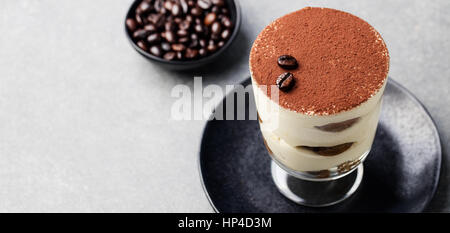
[252,79,387,207]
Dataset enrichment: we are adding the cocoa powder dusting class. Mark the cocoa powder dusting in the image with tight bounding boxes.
[250,7,390,115]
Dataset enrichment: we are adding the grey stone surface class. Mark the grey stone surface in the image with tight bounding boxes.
[0,0,448,212]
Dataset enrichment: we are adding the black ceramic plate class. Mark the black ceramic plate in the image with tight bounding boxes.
[199,77,442,213]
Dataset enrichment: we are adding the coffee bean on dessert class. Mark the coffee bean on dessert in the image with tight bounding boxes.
[133,29,150,39]
[126,18,137,32]
[197,0,212,9]
[204,13,217,26]
[185,48,199,59]
[172,43,186,52]
[137,41,148,51]
[277,55,299,69]
[164,51,176,60]
[211,21,221,34]
[161,42,171,51]
[150,45,162,57]
[276,72,296,92]
[147,33,161,44]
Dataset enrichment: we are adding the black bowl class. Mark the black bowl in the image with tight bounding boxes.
[125,0,241,70]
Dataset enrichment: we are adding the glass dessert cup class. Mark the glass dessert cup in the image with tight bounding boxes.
[253,78,386,207]
[249,7,390,207]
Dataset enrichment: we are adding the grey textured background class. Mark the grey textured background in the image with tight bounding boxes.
[0,0,448,212]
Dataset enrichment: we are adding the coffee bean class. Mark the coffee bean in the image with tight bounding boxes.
[197,0,212,9]
[147,14,165,28]
[199,39,207,48]
[135,14,144,25]
[144,24,157,32]
[138,1,152,13]
[165,31,176,43]
[137,41,148,51]
[211,21,221,34]
[179,37,190,44]
[185,15,193,22]
[180,0,189,14]
[179,20,191,30]
[177,29,188,37]
[189,38,199,48]
[217,41,225,47]
[199,48,207,56]
[207,41,217,52]
[204,13,216,26]
[174,17,182,24]
[185,48,199,59]
[191,7,202,17]
[150,45,162,57]
[176,51,183,59]
[165,21,176,32]
[161,42,171,51]
[172,43,186,52]
[164,1,173,11]
[126,18,137,32]
[211,6,220,13]
[211,33,220,41]
[194,24,204,33]
[147,33,161,44]
[277,55,298,69]
[154,0,164,13]
[221,16,232,28]
[211,0,225,6]
[221,29,230,39]
[276,72,296,92]
[164,51,176,60]
[133,29,150,39]
[221,8,229,14]
[172,4,181,16]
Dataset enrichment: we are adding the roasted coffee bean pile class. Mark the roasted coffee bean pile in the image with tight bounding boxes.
[126,0,234,61]
[276,55,299,92]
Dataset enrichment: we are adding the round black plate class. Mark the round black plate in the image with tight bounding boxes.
[199,78,442,213]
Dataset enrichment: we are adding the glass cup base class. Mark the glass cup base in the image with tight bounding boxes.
[271,161,363,207]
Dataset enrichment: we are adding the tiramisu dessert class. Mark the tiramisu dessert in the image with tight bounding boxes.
[250,7,390,175]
